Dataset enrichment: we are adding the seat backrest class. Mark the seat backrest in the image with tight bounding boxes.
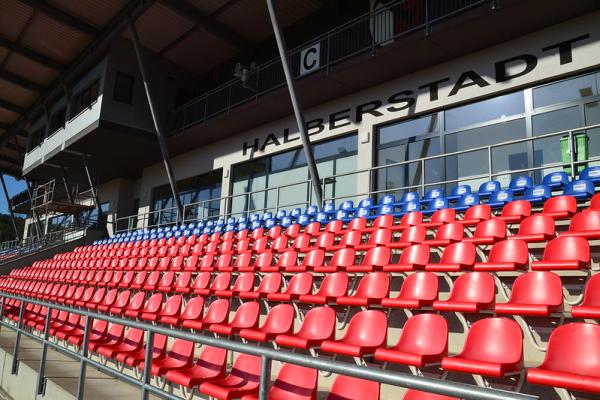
[210,273,232,291]
[231,353,262,377]
[298,306,336,340]
[285,272,313,295]
[316,272,348,297]
[257,273,282,293]
[508,271,563,307]
[569,210,600,233]
[565,179,594,196]
[268,363,317,400]
[473,219,506,239]
[398,244,430,267]
[543,171,569,187]
[114,290,131,308]
[231,273,255,292]
[367,229,392,245]
[543,236,590,263]
[509,175,533,191]
[540,323,600,377]
[301,249,323,269]
[261,304,295,333]
[362,246,391,269]
[403,390,458,400]
[591,193,600,210]
[399,226,426,244]
[463,204,491,221]
[192,272,211,290]
[161,295,183,315]
[143,293,164,312]
[434,222,463,241]
[448,272,495,303]
[180,297,205,320]
[197,345,227,375]
[487,240,528,268]
[430,208,456,224]
[203,299,230,324]
[400,211,423,226]
[401,201,420,214]
[451,184,472,198]
[343,310,387,346]
[581,274,600,307]
[399,272,438,302]
[327,375,380,400]
[128,291,146,310]
[330,248,356,268]
[456,193,480,208]
[459,317,523,366]
[517,214,555,236]
[353,272,390,299]
[543,195,577,215]
[581,166,600,182]
[440,242,476,265]
[478,180,500,194]
[168,339,195,360]
[278,250,298,269]
[396,313,447,356]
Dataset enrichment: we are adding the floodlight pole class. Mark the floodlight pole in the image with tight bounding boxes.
[129,18,183,222]
[266,0,323,207]
[0,175,21,241]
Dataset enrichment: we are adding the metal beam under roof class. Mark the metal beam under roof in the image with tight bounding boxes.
[17,0,100,37]
[0,36,65,71]
[159,0,254,53]
[0,98,25,114]
[0,70,44,92]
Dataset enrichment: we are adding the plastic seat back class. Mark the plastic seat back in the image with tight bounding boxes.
[433,222,463,242]
[284,273,313,296]
[541,236,590,265]
[210,273,232,291]
[268,364,317,400]
[543,171,569,188]
[180,297,205,320]
[316,272,349,297]
[509,175,533,192]
[581,166,600,183]
[506,272,563,308]
[543,195,577,216]
[342,310,387,347]
[398,244,430,267]
[430,208,456,224]
[353,272,390,299]
[400,211,423,226]
[500,200,531,220]
[327,375,380,400]
[580,274,600,307]
[191,272,211,291]
[203,299,230,324]
[256,273,282,294]
[472,219,506,240]
[440,242,476,266]
[297,307,336,340]
[399,226,426,244]
[487,240,529,268]
[394,313,448,357]
[229,302,260,328]
[567,210,600,234]
[477,180,501,195]
[516,214,555,237]
[260,304,295,334]
[459,318,523,367]
[463,204,491,222]
[448,272,495,304]
[564,179,595,198]
[450,184,472,198]
[591,193,600,210]
[361,247,391,269]
[398,272,438,302]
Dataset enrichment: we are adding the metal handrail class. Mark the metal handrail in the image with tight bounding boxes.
[115,122,600,233]
[0,291,538,400]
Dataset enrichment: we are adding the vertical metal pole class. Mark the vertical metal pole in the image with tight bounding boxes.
[259,355,271,400]
[11,301,25,374]
[0,175,21,241]
[81,155,104,220]
[140,329,154,400]
[76,316,92,400]
[420,159,425,195]
[129,19,183,222]
[37,306,53,394]
[266,0,323,207]
[25,179,43,240]
[568,130,576,178]
[487,146,493,181]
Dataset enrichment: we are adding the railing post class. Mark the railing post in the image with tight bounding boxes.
[487,146,493,181]
[421,159,426,196]
[11,300,25,374]
[76,315,92,400]
[275,187,280,214]
[259,355,271,400]
[140,329,154,400]
[37,305,53,394]
[568,130,576,178]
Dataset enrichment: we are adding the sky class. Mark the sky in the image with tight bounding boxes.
[0,175,27,215]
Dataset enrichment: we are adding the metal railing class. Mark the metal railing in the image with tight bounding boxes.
[0,291,538,400]
[115,123,600,233]
[167,0,490,133]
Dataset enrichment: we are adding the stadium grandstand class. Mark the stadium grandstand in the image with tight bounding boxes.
[0,0,600,399]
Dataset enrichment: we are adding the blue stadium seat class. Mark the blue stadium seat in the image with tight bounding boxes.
[322,202,336,215]
[423,197,448,215]
[399,201,420,215]
[509,176,533,195]
[422,188,445,204]
[453,194,480,212]
[290,208,302,220]
[335,209,349,221]
[297,214,311,226]
[581,166,600,185]
[356,198,374,210]
[316,212,330,223]
[543,171,570,190]
[523,185,552,204]
[399,191,420,205]
[487,189,513,209]
[448,184,472,200]
[280,216,292,228]
[264,218,276,229]
[564,179,595,200]
[477,180,501,197]
[262,212,273,221]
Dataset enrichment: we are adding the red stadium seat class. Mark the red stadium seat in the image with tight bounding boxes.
[326,375,380,400]
[150,339,195,377]
[527,323,600,394]
[199,354,261,399]
[508,214,555,243]
[425,242,477,272]
[165,345,227,388]
[541,195,577,219]
[495,271,563,316]
[393,211,423,231]
[420,208,456,228]
[120,333,167,368]
[560,210,600,240]
[96,327,144,359]
[473,240,529,272]
[423,222,464,247]
[155,295,183,324]
[239,273,282,300]
[383,244,430,272]
[239,304,295,342]
[336,272,390,306]
[403,390,458,400]
[325,230,362,251]
[433,272,495,313]
[441,317,523,377]
[88,323,125,352]
[196,272,231,296]
[389,226,426,249]
[96,288,119,312]
[267,272,313,302]
[591,193,600,210]
[314,248,355,273]
[459,205,491,226]
[355,229,392,251]
[214,272,255,298]
[374,313,447,367]
[182,298,229,331]
[157,271,176,292]
[346,246,390,273]
[571,274,600,319]
[299,272,348,305]
[380,272,438,309]
[462,219,506,245]
[530,236,590,271]
[275,307,336,350]
[135,293,165,320]
[320,310,387,357]
[209,301,260,335]
[240,363,317,400]
[110,291,144,315]
[496,200,531,224]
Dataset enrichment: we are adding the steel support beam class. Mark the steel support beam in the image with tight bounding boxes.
[129,19,183,222]
[0,69,44,92]
[0,98,25,114]
[0,36,64,71]
[266,0,323,206]
[81,155,106,233]
[25,179,43,239]
[0,174,21,241]
[18,0,99,36]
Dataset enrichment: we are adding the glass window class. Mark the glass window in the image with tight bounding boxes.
[48,107,66,135]
[72,80,99,116]
[113,72,135,104]
[533,73,599,109]
[445,91,524,131]
[378,114,439,146]
[584,101,600,167]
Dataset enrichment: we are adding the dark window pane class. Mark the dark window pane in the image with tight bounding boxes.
[445,91,524,131]
[378,114,439,146]
[113,72,135,104]
[533,73,598,109]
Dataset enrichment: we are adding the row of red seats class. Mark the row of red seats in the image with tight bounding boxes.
[2,294,598,398]
[13,235,592,274]
[3,269,599,317]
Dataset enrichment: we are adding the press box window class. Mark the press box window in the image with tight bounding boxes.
[113,72,135,104]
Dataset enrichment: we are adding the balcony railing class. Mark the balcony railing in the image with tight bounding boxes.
[167,0,490,134]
